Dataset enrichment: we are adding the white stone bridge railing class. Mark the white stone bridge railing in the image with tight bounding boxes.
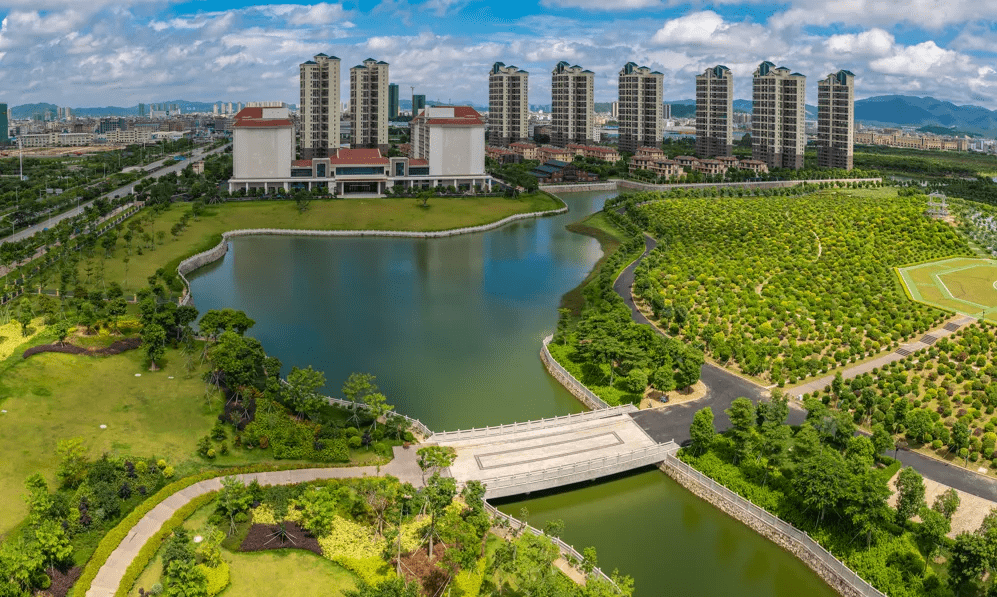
[483,501,621,591]
[429,404,637,442]
[482,441,678,500]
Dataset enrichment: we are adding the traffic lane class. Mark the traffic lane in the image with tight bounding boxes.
[2,144,228,243]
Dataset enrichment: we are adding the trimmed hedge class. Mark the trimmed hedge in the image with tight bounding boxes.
[115,491,218,597]
[70,460,383,597]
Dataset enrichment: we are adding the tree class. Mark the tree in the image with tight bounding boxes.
[725,397,757,463]
[845,435,876,473]
[358,477,398,536]
[933,488,961,521]
[164,558,208,597]
[198,308,255,339]
[142,323,168,371]
[844,470,890,547]
[949,532,990,590]
[34,519,73,572]
[916,507,950,574]
[207,331,266,395]
[416,446,456,483]
[363,392,394,430]
[792,423,822,463]
[298,485,339,536]
[285,365,327,419]
[905,409,934,443]
[423,473,457,558]
[342,372,378,401]
[895,466,926,525]
[689,407,716,455]
[793,450,848,524]
[871,423,893,457]
[216,477,252,536]
[56,437,89,489]
[674,349,704,389]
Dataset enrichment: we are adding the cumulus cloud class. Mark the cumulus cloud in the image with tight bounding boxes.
[0,1,996,112]
[540,0,664,9]
[769,0,993,29]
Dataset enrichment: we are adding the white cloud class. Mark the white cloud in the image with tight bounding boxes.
[287,3,349,25]
[540,0,664,9]
[770,0,993,29]
[824,29,894,57]
[869,41,969,76]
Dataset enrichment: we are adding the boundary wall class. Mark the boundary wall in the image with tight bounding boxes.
[659,453,887,597]
[540,334,612,410]
[541,177,882,194]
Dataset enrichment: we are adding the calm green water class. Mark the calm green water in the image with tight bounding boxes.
[187,191,837,597]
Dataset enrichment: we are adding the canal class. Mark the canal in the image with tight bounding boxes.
[188,191,837,597]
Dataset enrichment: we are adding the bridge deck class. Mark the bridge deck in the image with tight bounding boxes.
[435,410,668,498]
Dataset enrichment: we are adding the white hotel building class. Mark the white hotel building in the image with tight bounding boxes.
[228,104,491,196]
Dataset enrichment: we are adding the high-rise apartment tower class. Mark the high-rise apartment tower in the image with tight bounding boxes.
[488,62,529,146]
[617,62,663,153]
[412,94,426,116]
[388,84,399,120]
[350,58,389,150]
[550,61,594,147]
[751,61,806,170]
[695,65,733,158]
[817,70,855,170]
[300,53,341,160]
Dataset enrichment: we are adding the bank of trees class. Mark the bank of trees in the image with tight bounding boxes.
[627,190,964,383]
[684,395,997,596]
[551,209,703,405]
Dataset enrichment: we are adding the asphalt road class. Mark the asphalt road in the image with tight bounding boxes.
[1,143,229,245]
[617,232,997,500]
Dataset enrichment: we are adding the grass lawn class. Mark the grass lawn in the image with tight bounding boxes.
[0,345,223,536]
[81,194,562,293]
[562,210,633,314]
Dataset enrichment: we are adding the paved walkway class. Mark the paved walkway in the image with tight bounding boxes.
[787,314,977,398]
[86,446,423,597]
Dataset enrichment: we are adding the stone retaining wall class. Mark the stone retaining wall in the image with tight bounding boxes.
[541,178,883,195]
[540,182,617,193]
[659,456,884,597]
[539,334,611,410]
[175,201,567,306]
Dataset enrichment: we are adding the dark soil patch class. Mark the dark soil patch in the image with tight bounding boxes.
[395,544,451,597]
[239,522,321,555]
[43,566,81,597]
[23,337,142,359]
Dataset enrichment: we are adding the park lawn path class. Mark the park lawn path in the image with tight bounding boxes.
[87,447,424,597]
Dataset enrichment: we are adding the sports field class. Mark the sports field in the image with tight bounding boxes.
[898,257,997,322]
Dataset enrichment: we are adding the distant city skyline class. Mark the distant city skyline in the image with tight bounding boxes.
[0,0,994,109]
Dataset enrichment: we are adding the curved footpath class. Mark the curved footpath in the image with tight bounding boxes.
[86,449,424,597]
[616,234,997,501]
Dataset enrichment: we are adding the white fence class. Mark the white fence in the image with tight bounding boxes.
[483,501,620,591]
[429,404,636,441]
[484,442,677,499]
[663,454,887,597]
[540,334,613,410]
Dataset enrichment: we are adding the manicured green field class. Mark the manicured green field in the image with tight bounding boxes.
[898,257,997,321]
[0,346,221,536]
[79,194,561,293]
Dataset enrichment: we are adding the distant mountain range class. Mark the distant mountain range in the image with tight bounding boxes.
[11,94,997,135]
[8,100,297,119]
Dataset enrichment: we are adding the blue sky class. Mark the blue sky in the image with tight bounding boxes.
[0,0,995,109]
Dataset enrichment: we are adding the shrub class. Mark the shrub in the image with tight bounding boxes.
[156,459,167,470]
[162,466,175,479]
[196,562,230,597]
[348,436,362,449]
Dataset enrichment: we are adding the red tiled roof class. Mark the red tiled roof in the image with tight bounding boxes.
[424,118,483,126]
[233,119,292,128]
[328,148,389,165]
[292,160,312,167]
[409,159,428,166]
[509,142,537,148]
[234,107,264,120]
